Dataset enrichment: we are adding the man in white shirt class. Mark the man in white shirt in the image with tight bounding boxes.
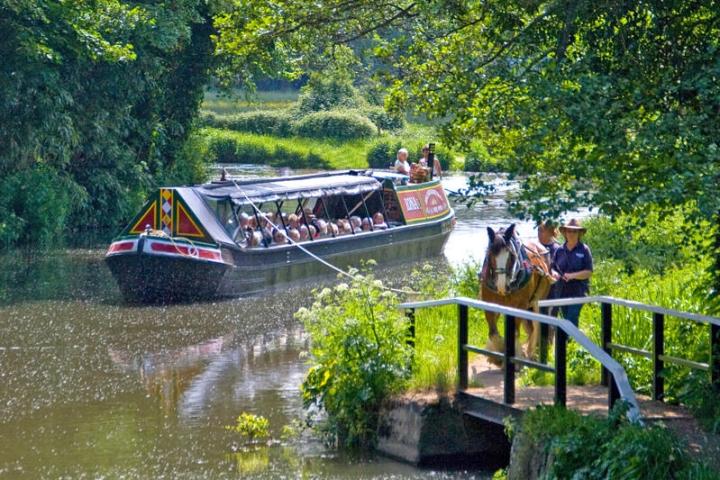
[394,148,410,174]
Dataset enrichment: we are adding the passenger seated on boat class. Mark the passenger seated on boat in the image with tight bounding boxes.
[361,217,372,231]
[372,212,388,230]
[330,222,339,236]
[313,219,328,237]
[350,216,362,231]
[299,225,310,241]
[395,148,410,174]
[273,228,287,245]
[309,225,318,239]
[249,230,264,247]
[288,214,300,229]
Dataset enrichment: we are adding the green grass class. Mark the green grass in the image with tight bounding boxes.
[201,127,371,169]
[202,89,299,115]
[200,121,445,171]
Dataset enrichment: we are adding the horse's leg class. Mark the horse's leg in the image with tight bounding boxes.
[485,310,504,366]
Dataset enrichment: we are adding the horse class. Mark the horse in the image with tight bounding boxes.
[479,224,554,362]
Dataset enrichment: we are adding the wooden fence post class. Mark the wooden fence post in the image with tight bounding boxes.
[504,314,515,404]
[406,308,416,349]
[653,313,665,401]
[600,302,612,387]
[458,304,468,390]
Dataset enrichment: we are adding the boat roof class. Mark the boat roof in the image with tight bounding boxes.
[196,170,382,204]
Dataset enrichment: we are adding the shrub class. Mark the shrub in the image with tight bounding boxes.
[463,142,505,172]
[160,132,209,185]
[517,405,715,480]
[0,164,85,246]
[204,130,331,169]
[295,51,364,115]
[224,111,293,136]
[361,106,405,132]
[582,206,712,275]
[298,268,413,448]
[293,111,378,140]
[366,140,402,169]
[199,110,292,136]
[206,133,240,163]
[226,412,270,440]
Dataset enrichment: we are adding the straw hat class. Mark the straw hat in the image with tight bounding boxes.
[559,218,587,234]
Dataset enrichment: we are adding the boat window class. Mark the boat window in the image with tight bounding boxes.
[204,198,237,236]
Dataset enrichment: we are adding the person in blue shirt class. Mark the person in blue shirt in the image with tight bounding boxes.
[552,218,593,327]
[537,220,561,317]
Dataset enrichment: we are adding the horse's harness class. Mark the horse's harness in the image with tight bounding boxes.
[483,236,551,295]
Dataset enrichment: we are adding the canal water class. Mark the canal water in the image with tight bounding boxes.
[0,170,553,478]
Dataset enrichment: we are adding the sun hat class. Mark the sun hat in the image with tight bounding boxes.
[559,218,587,234]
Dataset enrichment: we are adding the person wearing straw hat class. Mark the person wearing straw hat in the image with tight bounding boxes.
[552,218,593,327]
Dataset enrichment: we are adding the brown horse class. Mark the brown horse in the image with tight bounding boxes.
[479,224,554,361]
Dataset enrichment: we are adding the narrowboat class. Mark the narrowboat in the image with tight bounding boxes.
[105,170,455,302]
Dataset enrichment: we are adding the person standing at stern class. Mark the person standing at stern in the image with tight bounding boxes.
[552,218,593,327]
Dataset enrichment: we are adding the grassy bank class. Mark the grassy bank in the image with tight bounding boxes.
[199,123,455,171]
[199,89,468,171]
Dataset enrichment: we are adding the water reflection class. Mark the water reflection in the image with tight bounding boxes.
[2,167,563,478]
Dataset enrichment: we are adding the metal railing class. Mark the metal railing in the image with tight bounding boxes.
[539,296,720,401]
[399,297,642,423]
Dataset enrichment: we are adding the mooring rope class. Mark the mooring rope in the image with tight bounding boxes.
[231,180,418,296]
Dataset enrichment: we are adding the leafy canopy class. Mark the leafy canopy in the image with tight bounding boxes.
[214,0,720,222]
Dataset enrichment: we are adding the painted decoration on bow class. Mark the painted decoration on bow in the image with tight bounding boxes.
[160,189,173,235]
[175,200,205,238]
[128,201,158,234]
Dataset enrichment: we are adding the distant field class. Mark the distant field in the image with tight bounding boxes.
[202,89,299,115]
[199,89,465,170]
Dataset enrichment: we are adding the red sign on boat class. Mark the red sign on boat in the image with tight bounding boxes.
[396,183,451,224]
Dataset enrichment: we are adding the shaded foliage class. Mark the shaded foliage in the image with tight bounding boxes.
[517,405,716,479]
[1,0,216,244]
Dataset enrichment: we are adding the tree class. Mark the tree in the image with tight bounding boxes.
[0,0,216,243]
[214,0,720,290]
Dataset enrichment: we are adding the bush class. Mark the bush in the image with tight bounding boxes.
[366,140,402,169]
[199,110,292,136]
[160,132,209,185]
[462,142,505,172]
[204,130,331,169]
[298,268,413,448]
[517,405,715,480]
[206,133,240,163]
[0,164,85,246]
[293,111,378,140]
[361,106,405,132]
[582,206,712,275]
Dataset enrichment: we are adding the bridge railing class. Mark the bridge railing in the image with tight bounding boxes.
[538,296,720,401]
[399,297,642,423]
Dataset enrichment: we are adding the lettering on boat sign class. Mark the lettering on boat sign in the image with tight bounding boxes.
[396,183,451,224]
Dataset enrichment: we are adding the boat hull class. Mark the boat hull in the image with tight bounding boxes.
[106,212,454,303]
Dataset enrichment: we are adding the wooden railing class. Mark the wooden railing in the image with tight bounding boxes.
[538,296,720,401]
[399,297,642,423]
